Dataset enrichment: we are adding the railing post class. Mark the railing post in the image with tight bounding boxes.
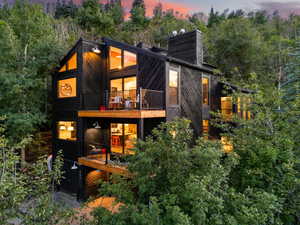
[139,88,142,110]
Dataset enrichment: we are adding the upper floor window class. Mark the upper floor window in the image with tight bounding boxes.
[110,47,122,70]
[58,77,77,98]
[59,53,77,72]
[221,97,232,120]
[124,51,137,67]
[57,121,77,141]
[169,69,179,105]
[202,77,209,105]
[109,47,136,70]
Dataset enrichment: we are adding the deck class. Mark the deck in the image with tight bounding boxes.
[78,157,130,177]
[78,110,166,118]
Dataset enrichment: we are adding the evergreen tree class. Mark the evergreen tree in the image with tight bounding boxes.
[282,44,300,107]
[130,0,147,28]
[153,2,162,19]
[106,0,124,25]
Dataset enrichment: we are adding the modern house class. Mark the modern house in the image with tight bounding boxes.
[52,30,251,199]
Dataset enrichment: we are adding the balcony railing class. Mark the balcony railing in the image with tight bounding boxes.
[105,88,164,110]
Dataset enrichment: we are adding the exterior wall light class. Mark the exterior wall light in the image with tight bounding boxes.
[92,47,101,54]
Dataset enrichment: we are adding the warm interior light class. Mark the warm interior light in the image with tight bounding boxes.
[116,55,122,58]
[67,126,74,131]
[92,47,101,54]
[60,126,66,130]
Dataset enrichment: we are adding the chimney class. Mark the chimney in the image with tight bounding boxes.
[168,30,203,66]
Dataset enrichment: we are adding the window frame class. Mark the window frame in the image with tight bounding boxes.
[109,46,137,71]
[110,122,137,155]
[57,121,77,141]
[168,66,180,106]
[57,77,77,99]
[58,52,78,73]
[202,74,210,106]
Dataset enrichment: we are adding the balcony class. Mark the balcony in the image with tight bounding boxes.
[78,88,166,119]
[106,88,164,110]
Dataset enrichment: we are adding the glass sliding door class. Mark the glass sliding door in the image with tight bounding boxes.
[109,77,137,109]
[110,123,137,155]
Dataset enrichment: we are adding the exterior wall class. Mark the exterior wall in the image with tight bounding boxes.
[180,65,203,137]
[52,41,83,194]
[81,41,104,110]
[137,53,165,92]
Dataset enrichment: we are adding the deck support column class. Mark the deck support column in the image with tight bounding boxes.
[139,119,144,141]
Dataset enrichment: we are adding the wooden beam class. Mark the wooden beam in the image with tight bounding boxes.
[78,157,130,177]
[78,110,166,118]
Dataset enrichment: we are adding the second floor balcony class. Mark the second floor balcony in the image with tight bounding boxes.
[78,88,166,119]
[105,88,164,110]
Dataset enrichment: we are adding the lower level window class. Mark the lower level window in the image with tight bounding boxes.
[202,120,209,138]
[57,121,77,141]
[221,97,233,120]
[111,123,137,155]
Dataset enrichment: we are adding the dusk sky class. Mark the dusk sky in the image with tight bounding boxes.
[132,0,300,17]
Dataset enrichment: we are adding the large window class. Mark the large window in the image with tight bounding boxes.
[221,97,232,120]
[202,77,209,105]
[110,47,122,70]
[109,47,136,70]
[169,69,179,105]
[57,121,77,141]
[58,78,77,98]
[124,51,137,67]
[59,53,77,72]
[111,123,137,155]
[109,77,137,109]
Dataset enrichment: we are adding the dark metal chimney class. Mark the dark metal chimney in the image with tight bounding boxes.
[168,30,203,66]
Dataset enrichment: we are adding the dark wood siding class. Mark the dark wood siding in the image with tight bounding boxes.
[137,53,165,91]
[180,66,202,137]
[82,42,103,110]
[168,30,203,66]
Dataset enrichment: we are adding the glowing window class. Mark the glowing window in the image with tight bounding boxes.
[110,47,122,70]
[202,120,209,138]
[169,69,179,105]
[221,136,233,153]
[202,77,209,105]
[237,97,251,120]
[124,51,137,68]
[68,53,77,70]
[58,78,77,98]
[59,64,66,72]
[221,97,232,120]
[111,123,137,155]
[57,121,77,141]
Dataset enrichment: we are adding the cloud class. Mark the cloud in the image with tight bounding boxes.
[257,1,300,17]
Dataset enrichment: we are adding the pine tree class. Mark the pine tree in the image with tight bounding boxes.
[130,0,147,27]
[107,0,124,25]
[153,2,162,19]
[282,44,300,108]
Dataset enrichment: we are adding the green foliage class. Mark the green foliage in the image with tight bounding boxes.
[0,120,73,225]
[282,43,300,107]
[90,119,285,225]
[213,83,300,224]
[205,18,267,81]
